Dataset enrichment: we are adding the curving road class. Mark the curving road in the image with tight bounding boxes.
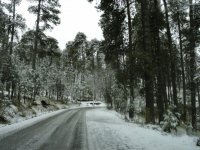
[0,108,89,150]
[0,107,197,150]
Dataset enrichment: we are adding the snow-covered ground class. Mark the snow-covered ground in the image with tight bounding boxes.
[0,102,68,128]
[0,104,198,150]
[79,101,106,107]
[0,109,66,140]
[0,100,105,128]
[86,108,199,150]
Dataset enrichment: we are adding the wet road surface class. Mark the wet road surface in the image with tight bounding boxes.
[0,108,89,150]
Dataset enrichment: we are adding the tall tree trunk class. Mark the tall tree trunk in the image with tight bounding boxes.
[8,0,16,101]
[32,0,42,100]
[32,0,42,70]
[153,0,164,123]
[197,82,200,113]
[17,84,21,104]
[163,0,178,109]
[141,0,155,123]
[125,0,134,119]
[10,0,16,55]
[163,75,168,109]
[177,7,187,121]
[189,0,196,129]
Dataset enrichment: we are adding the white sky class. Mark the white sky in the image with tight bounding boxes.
[16,0,103,50]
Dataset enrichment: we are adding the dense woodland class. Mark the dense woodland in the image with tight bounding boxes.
[0,0,200,131]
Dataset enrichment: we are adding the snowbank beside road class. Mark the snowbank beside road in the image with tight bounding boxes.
[0,109,65,138]
[86,108,198,150]
[0,102,68,127]
[0,109,66,139]
[79,101,106,107]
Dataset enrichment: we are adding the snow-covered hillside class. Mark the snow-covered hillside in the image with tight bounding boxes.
[0,109,66,139]
[0,101,68,128]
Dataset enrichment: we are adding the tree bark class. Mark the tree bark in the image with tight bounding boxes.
[163,0,178,109]
[189,0,196,129]
[141,0,155,123]
[177,7,187,121]
[32,0,42,70]
[10,0,16,55]
[197,82,200,113]
[32,0,42,100]
[153,0,165,123]
[125,0,134,119]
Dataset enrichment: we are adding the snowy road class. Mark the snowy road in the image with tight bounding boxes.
[0,108,88,150]
[0,107,198,150]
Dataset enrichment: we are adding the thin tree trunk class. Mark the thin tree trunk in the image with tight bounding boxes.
[189,0,196,129]
[125,0,134,119]
[10,0,16,55]
[163,0,178,109]
[8,0,16,101]
[32,0,42,101]
[163,77,168,109]
[141,0,155,123]
[153,0,165,122]
[17,85,21,104]
[177,8,187,121]
[197,82,200,113]
[33,0,41,70]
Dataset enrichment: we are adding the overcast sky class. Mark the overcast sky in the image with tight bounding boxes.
[16,0,103,50]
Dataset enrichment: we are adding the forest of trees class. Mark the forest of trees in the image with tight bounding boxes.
[0,0,200,132]
[89,0,200,130]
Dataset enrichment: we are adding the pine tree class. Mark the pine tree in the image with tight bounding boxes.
[28,0,60,70]
[28,0,60,100]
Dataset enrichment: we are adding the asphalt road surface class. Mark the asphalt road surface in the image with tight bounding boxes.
[0,108,89,150]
